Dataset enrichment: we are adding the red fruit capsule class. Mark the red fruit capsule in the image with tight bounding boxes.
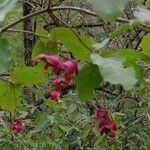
[62,59,77,74]
[45,54,62,75]
[95,109,109,119]
[34,53,46,64]
[9,120,23,133]
[34,54,63,74]
[108,130,117,139]
[49,90,61,102]
[65,73,73,82]
[52,77,69,91]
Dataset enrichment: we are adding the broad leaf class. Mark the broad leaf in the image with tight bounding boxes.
[0,36,11,74]
[141,34,150,56]
[0,81,22,112]
[51,27,92,61]
[76,64,102,101]
[79,34,96,49]
[124,60,144,82]
[111,21,140,38]
[12,65,46,87]
[35,26,49,43]
[93,0,129,21]
[32,40,48,59]
[91,53,137,90]
[100,49,149,81]
[32,40,59,59]
[100,49,150,62]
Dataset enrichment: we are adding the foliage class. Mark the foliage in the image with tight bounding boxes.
[0,0,149,149]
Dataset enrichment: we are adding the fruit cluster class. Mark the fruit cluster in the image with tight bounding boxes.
[34,53,77,101]
[9,119,23,133]
[95,109,117,138]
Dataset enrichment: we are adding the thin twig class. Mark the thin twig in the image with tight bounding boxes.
[6,29,49,38]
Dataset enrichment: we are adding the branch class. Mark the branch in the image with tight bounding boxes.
[0,6,150,32]
[44,22,104,29]
[0,8,47,32]
[6,29,49,38]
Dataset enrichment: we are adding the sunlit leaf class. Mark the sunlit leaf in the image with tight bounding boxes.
[36,26,49,43]
[51,27,92,61]
[0,81,22,112]
[111,20,140,38]
[32,40,48,59]
[141,34,150,56]
[12,65,46,87]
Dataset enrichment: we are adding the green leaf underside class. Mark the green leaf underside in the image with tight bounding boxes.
[51,27,93,61]
[12,65,46,87]
[0,82,22,112]
[93,0,129,21]
[134,7,150,23]
[91,53,138,90]
[99,49,149,81]
[76,64,102,101]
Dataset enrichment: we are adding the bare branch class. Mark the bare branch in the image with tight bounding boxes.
[0,6,150,33]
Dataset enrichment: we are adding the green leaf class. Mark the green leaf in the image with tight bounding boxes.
[51,27,92,61]
[79,34,96,49]
[100,49,150,62]
[93,0,129,21]
[46,39,59,54]
[35,26,49,43]
[0,82,22,112]
[124,61,144,82]
[32,40,47,59]
[76,64,102,101]
[12,65,46,87]
[0,0,17,22]
[0,36,11,75]
[111,20,140,38]
[91,53,138,90]
[45,100,61,112]
[112,112,123,128]
[32,40,59,59]
[34,110,48,126]
[100,49,149,81]
[141,34,150,56]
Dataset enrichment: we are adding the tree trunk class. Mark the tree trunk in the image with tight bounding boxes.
[23,2,34,66]
[23,1,36,104]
